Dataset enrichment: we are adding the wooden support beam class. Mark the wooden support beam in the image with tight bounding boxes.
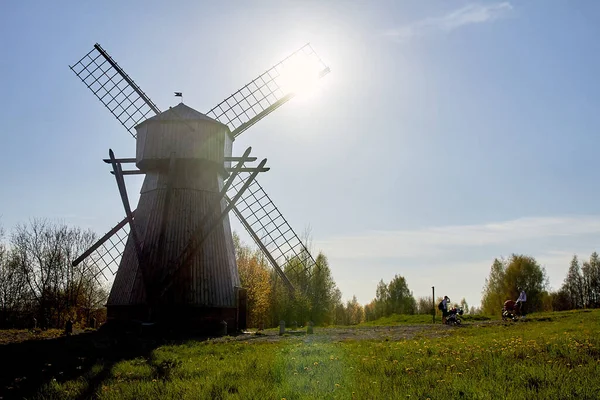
[110,170,144,175]
[226,167,270,173]
[108,149,143,261]
[103,157,136,164]
[224,156,258,162]
[104,157,258,164]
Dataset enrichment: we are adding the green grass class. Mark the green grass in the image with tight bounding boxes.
[33,310,600,399]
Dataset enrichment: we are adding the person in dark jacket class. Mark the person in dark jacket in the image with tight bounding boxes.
[441,296,450,324]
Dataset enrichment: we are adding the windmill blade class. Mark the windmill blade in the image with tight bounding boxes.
[206,43,330,138]
[70,43,160,138]
[72,215,131,283]
[226,173,317,291]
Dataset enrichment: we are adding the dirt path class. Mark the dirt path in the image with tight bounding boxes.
[209,321,501,344]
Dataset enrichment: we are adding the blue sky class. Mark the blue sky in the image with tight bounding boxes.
[1,1,600,308]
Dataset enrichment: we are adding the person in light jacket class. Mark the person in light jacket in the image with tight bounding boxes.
[516,287,527,318]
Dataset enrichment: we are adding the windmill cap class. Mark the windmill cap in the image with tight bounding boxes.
[135,103,233,171]
[136,103,227,129]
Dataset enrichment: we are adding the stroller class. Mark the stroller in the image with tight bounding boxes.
[445,307,464,325]
[502,300,521,321]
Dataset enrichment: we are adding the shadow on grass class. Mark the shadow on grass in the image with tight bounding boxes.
[0,324,261,399]
[0,326,167,400]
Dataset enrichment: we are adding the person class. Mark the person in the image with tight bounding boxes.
[516,287,527,318]
[441,296,450,324]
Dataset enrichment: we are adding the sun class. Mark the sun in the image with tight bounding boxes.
[276,51,326,100]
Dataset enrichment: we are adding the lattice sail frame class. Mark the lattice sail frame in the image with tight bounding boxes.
[206,43,330,137]
[70,42,328,291]
[77,218,131,284]
[69,44,161,138]
[226,173,317,281]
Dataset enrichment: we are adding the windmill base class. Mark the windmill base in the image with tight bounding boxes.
[106,304,247,335]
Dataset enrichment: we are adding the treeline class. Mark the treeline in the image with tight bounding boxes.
[481,252,600,315]
[1,217,367,331]
[0,219,107,329]
[363,276,416,321]
[361,275,471,322]
[234,233,364,327]
[555,252,600,310]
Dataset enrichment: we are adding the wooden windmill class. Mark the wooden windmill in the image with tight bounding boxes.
[69,43,330,332]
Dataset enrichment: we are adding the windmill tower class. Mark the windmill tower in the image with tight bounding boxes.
[70,43,330,333]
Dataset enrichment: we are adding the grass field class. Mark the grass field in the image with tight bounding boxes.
[31,310,600,399]
[0,328,64,345]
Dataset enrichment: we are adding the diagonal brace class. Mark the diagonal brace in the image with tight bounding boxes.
[160,156,267,296]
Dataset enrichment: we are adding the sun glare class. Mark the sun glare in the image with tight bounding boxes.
[276,52,325,100]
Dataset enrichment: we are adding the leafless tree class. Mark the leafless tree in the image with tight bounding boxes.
[10,219,100,327]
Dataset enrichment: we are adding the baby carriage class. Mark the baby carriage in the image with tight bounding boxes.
[445,307,464,325]
[502,300,521,321]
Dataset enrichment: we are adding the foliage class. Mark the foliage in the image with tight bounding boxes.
[344,295,364,325]
[387,275,416,315]
[234,233,272,328]
[459,297,469,314]
[415,296,433,315]
[233,233,349,328]
[482,254,548,315]
[555,251,600,311]
[364,275,417,321]
[33,310,600,399]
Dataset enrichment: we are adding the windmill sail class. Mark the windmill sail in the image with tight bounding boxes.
[225,173,317,287]
[206,43,330,138]
[69,43,161,138]
[71,215,131,282]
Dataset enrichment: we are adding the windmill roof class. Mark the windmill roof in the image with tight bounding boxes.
[136,103,228,130]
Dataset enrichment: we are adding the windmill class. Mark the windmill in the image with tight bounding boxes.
[69,43,330,332]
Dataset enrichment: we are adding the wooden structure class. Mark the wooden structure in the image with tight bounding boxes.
[107,104,242,330]
[69,43,330,334]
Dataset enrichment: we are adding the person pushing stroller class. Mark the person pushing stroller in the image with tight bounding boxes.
[438,296,450,324]
[516,287,527,319]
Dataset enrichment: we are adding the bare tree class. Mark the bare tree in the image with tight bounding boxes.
[1,223,26,326]
[11,219,99,327]
[0,247,29,328]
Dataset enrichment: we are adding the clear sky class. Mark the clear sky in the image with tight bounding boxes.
[1,1,600,309]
